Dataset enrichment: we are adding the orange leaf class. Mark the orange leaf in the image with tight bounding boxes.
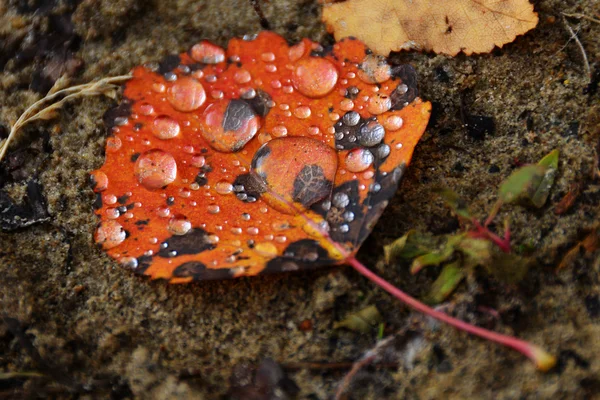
[322,0,539,56]
[91,32,431,282]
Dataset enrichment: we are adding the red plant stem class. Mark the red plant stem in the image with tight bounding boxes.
[347,256,556,371]
[472,219,511,253]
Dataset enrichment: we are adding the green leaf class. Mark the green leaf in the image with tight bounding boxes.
[531,149,559,208]
[498,164,547,204]
[333,305,383,333]
[424,261,465,304]
[434,187,472,219]
[410,234,464,274]
[456,237,493,268]
[384,230,438,263]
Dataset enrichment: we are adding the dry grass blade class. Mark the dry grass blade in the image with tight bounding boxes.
[562,17,592,82]
[0,74,132,162]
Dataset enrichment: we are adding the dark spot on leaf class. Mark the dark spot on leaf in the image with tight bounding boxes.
[247,89,272,117]
[263,240,336,274]
[233,173,266,203]
[157,228,215,258]
[117,194,130,204]
[173,262,233,280]
[93,193,103,210]
[222,99,257,132]
[158,54,181,75]
[292,164,332,208]
[390,65,419,110]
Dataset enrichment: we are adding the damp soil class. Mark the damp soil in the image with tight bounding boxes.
[1,0,600,398]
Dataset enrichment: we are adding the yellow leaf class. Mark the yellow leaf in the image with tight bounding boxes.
[322,0,539,56]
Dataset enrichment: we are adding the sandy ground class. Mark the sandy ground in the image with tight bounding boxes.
[1,0,599,398]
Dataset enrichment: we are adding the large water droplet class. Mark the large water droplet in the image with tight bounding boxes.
[167,77,206,112]
[201,99,260,152]
[134,149,177,190]
[234,69,252,84]
[383,115,403,131]
[90,170,108,192]
[367,94,392,115]
[292,57,338,98]
[94,220,126,249]
[358,55,392,84]
[251,137,337,214]
[168,216,192,235]
[345,148,374,172]
[358,120,385,147]
[190,41,225,64]
[152,115,181,139]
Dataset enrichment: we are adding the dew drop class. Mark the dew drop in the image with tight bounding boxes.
[167,77,206,112]
[367,94,392,115]
[358,120,385,147]
[157,207,171,218]
[201,99,260,152]
[369,146,387,161]
[168,217,192,235]
[358,55,392,84]
[191,155,206,168]
[138,103,155,116]
[90,170,109,192]
[332,192,350,209]
[247,227,259,235]
[383,115,403,131]
[308,126,320,136]
[342,111,360,126]
[234,69,252,84]
[207,204,220,214]
[211,90,224,99]
[134,150,177,190]
[207,234,220,244]
[261,52,276,62]
[152,115,180,139]
[119,257,138,270]
[345,148,374,172]
[288,41,306,62]
[190,41,225,64]
[105,208,120,219]
[293,106,311,119]
[340,98,354,111]
[271,125,288,138]
[106,137,122,152]
[152,83,166,93]
[343,211,355,222]
[215,181,233,195]
[231,227,242,235]
[292,57,338,98]
[103,194,117,205]
[274,235,287,243]
[94,220,126,250]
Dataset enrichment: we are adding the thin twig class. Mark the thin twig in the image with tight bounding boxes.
[561,12,600,25]
[334,336,395,400]
[282,361,399,371]
[562,17,592,82]
[0,74,132,162]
